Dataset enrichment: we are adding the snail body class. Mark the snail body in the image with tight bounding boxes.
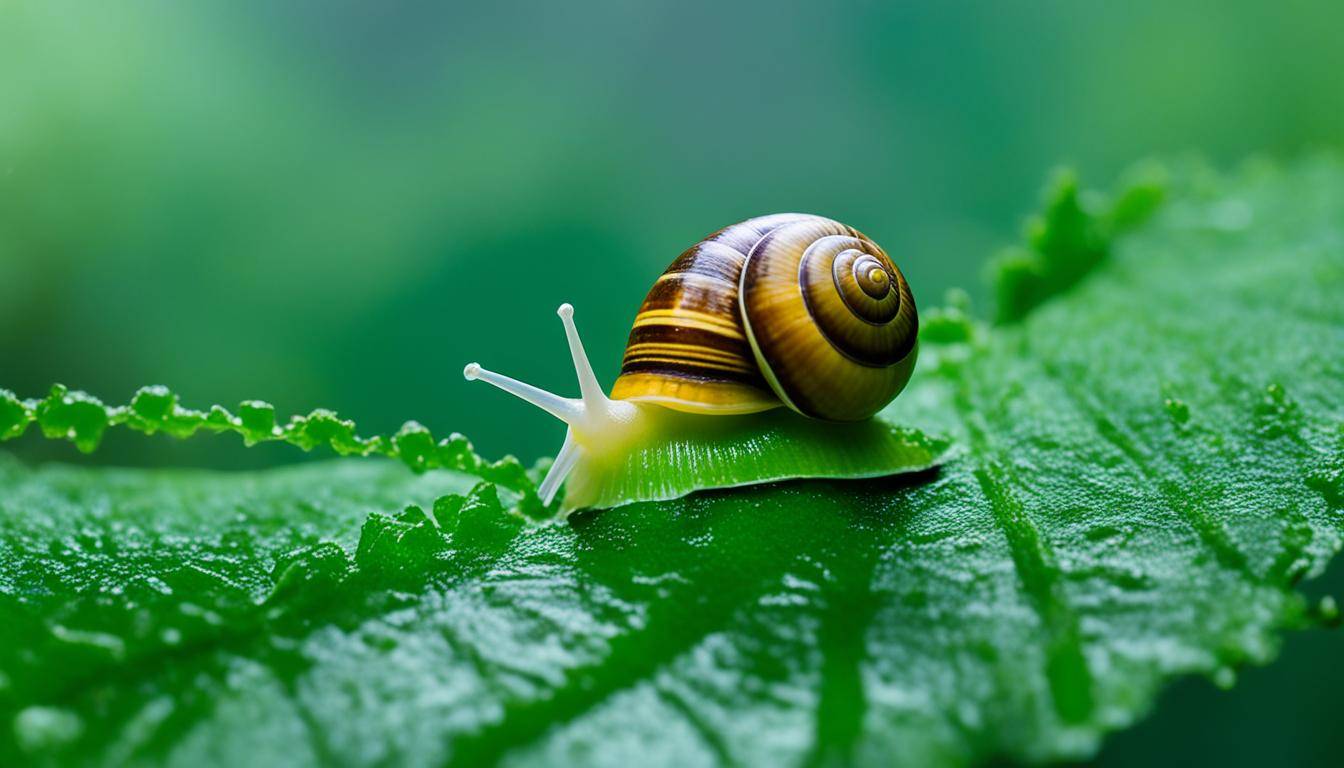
[466,214,934,513]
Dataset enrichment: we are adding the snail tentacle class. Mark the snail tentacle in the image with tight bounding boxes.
[462,362,584,424]
[464,303,646,510]
[538,431,580,505]
[557,303,606,411]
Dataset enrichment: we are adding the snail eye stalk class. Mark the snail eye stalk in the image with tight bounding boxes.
[464,303,637,506]
[461,362,583,425]
[557,303,608,412]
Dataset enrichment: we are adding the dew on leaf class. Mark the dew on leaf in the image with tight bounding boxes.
[1316,596,1340,626]
[35,387,110,453]
[177,602,224,628]
[237,400,277,444]
[129,574,174,597]
[2,159,1343,767]
[955,701,983,730]
[13,706,84,755]
[0,385,541,512]
[1254,382,1300,438]
[205,404,236,429]
[909,528,957,546]
[49,625,127,660]
[1067,564,1151,591]
[1083,523,1133,544]
[954,538,983,553]
[130,385,177,425]
[1211,666,1237,690]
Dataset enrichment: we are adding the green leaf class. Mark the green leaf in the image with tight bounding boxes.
[3,157,1344,766]
[0,384,539,510]
[989,163,1166,323]
[1,382,950,515]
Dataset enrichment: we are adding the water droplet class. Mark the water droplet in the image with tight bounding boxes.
[13,706,84,754]
[1084,524,1132,543]
[178,602,224,627]
[49,625,126,660]
[1318,595,1340,625]
[1212,666,1237,690]
[956,701,983,729]
[1254,383,1300,437]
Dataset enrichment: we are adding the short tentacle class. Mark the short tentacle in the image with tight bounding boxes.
[538,429,582,505]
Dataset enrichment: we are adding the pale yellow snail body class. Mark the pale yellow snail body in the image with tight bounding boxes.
[465,214,930,513]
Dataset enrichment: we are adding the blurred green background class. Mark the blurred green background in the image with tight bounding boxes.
[3,0,1342,763]
[5,0,1344,467]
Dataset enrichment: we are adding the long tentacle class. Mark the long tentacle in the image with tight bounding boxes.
[462,363,583,425]
[557,303,608,411]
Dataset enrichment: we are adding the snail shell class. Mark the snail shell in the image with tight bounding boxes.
[610,214,918,421]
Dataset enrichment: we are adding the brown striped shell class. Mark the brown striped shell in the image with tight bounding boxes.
[609,214,918,421]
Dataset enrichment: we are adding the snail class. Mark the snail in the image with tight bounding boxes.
[465,213,941,514]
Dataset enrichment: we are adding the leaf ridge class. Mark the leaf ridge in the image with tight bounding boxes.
[654,681,737,767]
[972,461,1095,725]
[442,578,751,765]
[1036,360,1256,579]
[949,358,1097,726]
[803,523,892,768]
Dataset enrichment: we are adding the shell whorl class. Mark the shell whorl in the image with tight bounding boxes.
[610,213,918,421]
[741,218,917,421]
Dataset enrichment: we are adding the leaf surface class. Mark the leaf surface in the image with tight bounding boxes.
[3,158,1343,767]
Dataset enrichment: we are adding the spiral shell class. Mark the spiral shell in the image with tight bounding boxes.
[610,213,918,421]
[741,217,917,420]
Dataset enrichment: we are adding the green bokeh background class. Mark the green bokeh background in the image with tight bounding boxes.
[2,1,1341,764]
